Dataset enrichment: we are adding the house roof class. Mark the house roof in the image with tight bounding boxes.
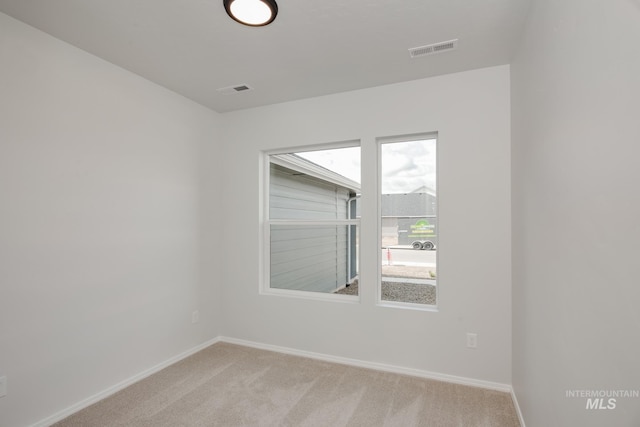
[270,154,361,193]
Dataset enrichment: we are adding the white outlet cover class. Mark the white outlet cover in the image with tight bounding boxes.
[466,333,478,349]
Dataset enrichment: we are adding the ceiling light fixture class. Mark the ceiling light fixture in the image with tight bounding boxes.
[224,0,278,27]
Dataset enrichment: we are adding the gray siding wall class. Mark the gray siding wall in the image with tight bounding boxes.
[381,193,437,217]
[270,164,352,293]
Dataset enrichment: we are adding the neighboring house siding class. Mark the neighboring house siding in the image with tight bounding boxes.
[381,192,437,217]
[270,164,352,292]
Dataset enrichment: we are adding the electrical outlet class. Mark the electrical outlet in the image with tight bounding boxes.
[191,310,199,324]
[466,333,478,349]
[0,376,7,398]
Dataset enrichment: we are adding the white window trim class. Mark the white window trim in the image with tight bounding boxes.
[258,134,439,311]
[376,132,439,312]
[260,141,361,303]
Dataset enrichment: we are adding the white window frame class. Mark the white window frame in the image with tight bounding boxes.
[376,132,439,312]
[260,140,361,303]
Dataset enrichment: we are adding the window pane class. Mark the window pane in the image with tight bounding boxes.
[267,145,360,297]
[269,147,360,220]
[380,138,437,306]
[271,224,359,295]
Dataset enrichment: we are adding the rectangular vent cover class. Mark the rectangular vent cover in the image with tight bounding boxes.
[217,84,254,94]
[409,39,458,58]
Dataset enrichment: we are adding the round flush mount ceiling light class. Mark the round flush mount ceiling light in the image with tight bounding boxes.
[224,0,278,27]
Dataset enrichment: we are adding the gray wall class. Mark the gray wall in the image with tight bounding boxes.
[0,12,222,427]
[221,65,512,387]
[269,164,353,292]
[511,1,640,425]
[381,193,437,217]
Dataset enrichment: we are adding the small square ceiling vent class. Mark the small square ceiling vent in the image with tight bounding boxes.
[409,39,458,58]
[217,84,254,94]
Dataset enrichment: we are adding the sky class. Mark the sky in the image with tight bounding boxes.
[296,139,436,194]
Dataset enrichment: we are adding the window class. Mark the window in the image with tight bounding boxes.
[379,135,437,307]
[263,144,360,299]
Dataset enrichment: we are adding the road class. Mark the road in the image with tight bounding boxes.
[381,246,436,267]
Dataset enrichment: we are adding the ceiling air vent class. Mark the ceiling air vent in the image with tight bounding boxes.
[216,84,254,94]
[409,39,458,58]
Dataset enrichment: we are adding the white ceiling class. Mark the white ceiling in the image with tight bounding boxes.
[0,0,531,113]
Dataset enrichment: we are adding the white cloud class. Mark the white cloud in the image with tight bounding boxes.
[295,139,436,194]
[381,139,436,194]
[296,146,361,183]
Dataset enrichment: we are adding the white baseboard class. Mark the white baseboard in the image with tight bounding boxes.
[511,388,526,427]
[31,337,221,427]
[33,336,520,427]
[219,336,513,393]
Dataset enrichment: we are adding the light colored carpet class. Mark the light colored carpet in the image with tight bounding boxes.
[53,342,520,427]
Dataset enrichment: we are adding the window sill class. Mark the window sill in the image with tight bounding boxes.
[376,300,439,312]
[260,287,361,304]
